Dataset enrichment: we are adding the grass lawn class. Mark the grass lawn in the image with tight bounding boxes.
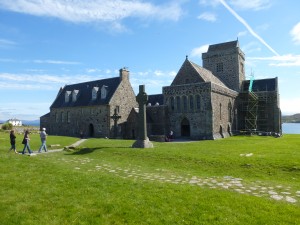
[0,132,299,224]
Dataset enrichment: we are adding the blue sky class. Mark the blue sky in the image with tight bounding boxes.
[0,0,299,121]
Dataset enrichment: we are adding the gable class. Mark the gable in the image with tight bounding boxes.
[171,59,206,86]
[171,58,228,88]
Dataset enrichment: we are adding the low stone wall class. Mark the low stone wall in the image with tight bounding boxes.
[149,135,166,142]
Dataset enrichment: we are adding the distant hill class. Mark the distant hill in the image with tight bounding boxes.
[282,113,300,123]
[22,120,40,126]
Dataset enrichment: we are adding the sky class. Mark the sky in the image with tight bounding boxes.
[0,0,300,121]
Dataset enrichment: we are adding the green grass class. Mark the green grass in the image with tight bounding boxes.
[0,133,299,224]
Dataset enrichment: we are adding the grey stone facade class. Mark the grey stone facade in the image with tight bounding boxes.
[41,68,137,138]
[41,40,281,140]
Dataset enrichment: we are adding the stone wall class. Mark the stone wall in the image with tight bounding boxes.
[47,105,109,138]
[210,84,237,139]
[202,48,245,92]
[108,73,138,138]
[163,82,214,140]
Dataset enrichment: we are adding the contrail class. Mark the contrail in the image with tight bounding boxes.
[218,0,280,56]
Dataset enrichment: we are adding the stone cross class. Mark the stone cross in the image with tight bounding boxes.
[110,108,121,138]
[132,85,153,148]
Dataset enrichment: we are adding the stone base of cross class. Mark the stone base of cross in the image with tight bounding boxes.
[132,137,154,148]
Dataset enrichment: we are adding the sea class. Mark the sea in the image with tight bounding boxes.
[282,123,300,134]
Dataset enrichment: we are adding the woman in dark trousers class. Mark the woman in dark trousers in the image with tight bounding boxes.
[22,130,33,154]
[8,130,18,153]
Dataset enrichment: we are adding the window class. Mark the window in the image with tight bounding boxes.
[228,102,232,123]
[219,103,222,120]
[67,111,71,123]
[176,96,181,112]
[183,96,187,112]
[61,112,64,122]
[170,97,174,111]
[101,85,108,99]
[65,91,71,103]
[55,113,59,123]
[196,95,201,110]
[72,90,79,102]
[92,87,99,100]
[240,62,244,73]
[189,95,194,111]
[216,62,223,72]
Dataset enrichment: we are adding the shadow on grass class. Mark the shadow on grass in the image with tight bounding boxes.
[67,146,132,155]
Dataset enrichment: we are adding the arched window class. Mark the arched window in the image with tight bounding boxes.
[196,95,201,110]
[183,96,187,112]
[176,96,181,112]
[67,111,71,123]
[170,97,175,111]
[219,103,222,120]
[228,102,232,123]
[61,112,64,122]
[189,95,194,111]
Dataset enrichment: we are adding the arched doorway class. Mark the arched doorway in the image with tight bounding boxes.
[89,124,94,137]
[181,118,190,137]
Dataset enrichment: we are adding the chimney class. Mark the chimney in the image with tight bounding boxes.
[119,67,129,81]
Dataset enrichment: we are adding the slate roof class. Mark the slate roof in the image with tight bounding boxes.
[189,60,228,88]
[208,40,239,52]
[241,78,277,92]
[147,94,164,106]
[50,77,120,108]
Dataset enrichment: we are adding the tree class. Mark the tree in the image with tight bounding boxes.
[1,123,13,130]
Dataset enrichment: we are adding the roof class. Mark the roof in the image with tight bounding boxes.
[51,77,120,108]
[242,78,277,92]
[147,94,164,106]
[189,60,228,88]
[207,40,239,52]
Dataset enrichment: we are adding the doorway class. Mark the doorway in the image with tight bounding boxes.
[89,124,94,137]
[181,118,190,137]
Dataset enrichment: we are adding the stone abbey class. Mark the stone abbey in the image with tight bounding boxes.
[40,40,281,140]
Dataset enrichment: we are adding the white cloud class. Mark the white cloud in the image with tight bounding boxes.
[0,38,17,48]
[228,0,271,11]
[200,0,271,10]
[0,103,51,120]
[0,73,110,90]
[242,42,262,54]
[290,22,300,45]
[33,59,80,65]
[197,12,217,22]
[248,54,300,67]
[190,44,209,58]
[0,0,183,25]
[237,30,247,37]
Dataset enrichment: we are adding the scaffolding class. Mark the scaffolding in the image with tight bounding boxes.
[243,73,258,132]
[244,91,258,131]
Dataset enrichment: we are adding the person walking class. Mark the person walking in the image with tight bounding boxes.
[22,130,33,154]
[38,128,48,153]
[8,130,18,153]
